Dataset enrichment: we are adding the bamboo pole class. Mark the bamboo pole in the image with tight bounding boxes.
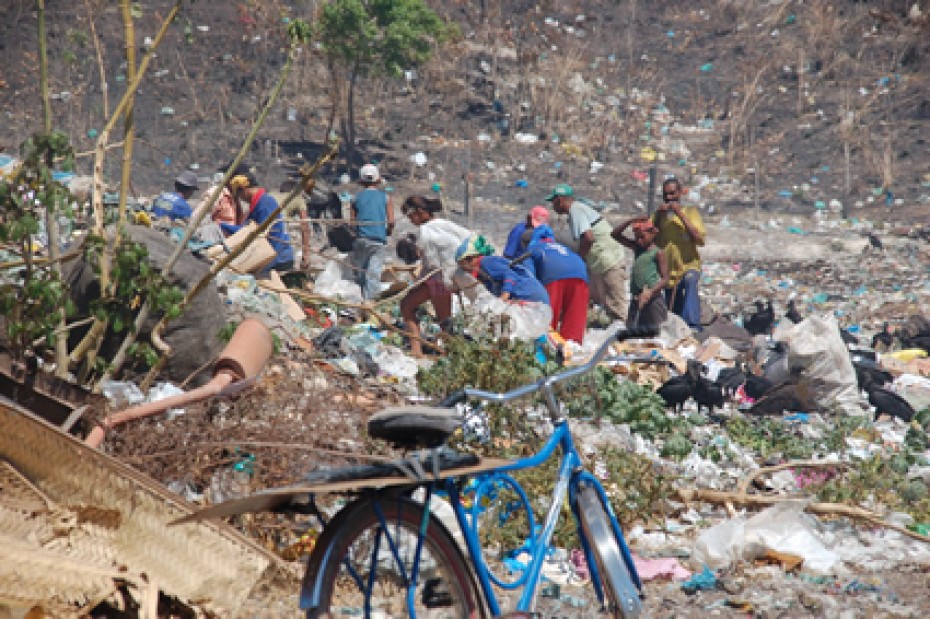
[71,0,182,369]
[116,0,137,237]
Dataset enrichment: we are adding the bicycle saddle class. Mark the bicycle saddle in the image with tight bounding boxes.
[367,406,463,448]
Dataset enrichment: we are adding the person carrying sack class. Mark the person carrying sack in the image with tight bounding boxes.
[223,170,294,273]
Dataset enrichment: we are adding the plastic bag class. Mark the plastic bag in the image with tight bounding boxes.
[660,312,692,346]
[313,259,362,303]
[772,315,863,415]
[465,291,552,341]
[692,501,838,574]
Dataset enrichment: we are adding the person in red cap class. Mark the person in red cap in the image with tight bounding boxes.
[612,215,669,327]
[502,205,550,259]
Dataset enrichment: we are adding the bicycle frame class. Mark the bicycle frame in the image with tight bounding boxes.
[439,419,641,616]
[300,326,655,617]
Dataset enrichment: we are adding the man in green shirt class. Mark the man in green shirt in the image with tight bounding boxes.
[652,178,705,329]
[548,183,627,321]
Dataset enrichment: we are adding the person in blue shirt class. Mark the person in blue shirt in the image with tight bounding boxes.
[151,170,199,220]
[502,205,550,259]
[223,170,294,272]
[350,164,394,300]
[519,224,589,344]
[455,235,549,304]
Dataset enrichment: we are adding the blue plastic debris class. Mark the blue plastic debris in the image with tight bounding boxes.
[778,190,794,198]
[682,565,716,594]
[699,63,713,72]
[515,179,528,188]
[503,556,528,575]
[785,413,809,423]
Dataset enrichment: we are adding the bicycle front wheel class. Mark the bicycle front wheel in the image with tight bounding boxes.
[302,495,485,618]
[576,486,643,618]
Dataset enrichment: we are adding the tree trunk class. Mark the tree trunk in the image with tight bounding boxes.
[324,59,341,143]
[345,67,359,173]
[38,0,70,376]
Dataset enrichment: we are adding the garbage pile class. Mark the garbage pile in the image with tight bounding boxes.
[86,211,930,616]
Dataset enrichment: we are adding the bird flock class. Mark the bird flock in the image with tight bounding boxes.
[652,299,926,422]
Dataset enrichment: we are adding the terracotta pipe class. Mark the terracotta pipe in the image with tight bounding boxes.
[85,319,273,448]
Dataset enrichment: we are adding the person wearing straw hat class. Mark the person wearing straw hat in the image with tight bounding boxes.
[349,163,394,300]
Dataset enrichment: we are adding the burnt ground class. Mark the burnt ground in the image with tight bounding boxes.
[1,1,928,220]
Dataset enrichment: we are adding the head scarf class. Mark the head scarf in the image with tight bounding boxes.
[455,234,495,261]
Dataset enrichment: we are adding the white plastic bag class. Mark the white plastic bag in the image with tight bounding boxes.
[465,291,552,341]
[692,501,838,574]
[692,516,746,569]
[773,315,863,415]
[313,258,362,303]
[659,312,692,346]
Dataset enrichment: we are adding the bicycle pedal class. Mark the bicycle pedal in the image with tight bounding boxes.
[421,577,454,608]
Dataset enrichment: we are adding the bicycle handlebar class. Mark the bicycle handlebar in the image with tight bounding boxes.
[453,325,659,406]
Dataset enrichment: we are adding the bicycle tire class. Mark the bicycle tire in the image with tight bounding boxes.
[302,495,485,618]
[576,486,643,618]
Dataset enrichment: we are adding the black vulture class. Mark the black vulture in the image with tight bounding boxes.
[744,374,775,400]
[785,300,803,324]
[715,364,747,397]
[744,300,775,336]
[838,327,859,346]
[850,349,877,362]
[748,381,816,416]
[901,335,930,354]
[872,323,895,351]
[656,370,694,414]
[867,232,884,252]
[852,359,893,391]
[688,360,725,415]
[864,379,915,422]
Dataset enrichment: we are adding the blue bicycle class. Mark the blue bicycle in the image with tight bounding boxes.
[179,326,655,617]
[298,326,655,618]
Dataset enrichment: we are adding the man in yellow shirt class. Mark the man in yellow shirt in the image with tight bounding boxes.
[652,178,705,329]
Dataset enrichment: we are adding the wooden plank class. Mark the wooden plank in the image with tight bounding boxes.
[173,457,514,524]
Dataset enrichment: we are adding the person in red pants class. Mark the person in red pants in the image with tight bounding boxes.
[519,224,590,344]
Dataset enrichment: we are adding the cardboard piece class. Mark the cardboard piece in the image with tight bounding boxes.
[173,457,514,524]
[266,271,306,322]
[206,222,277,274]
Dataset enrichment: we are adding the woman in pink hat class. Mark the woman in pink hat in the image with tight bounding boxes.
[502,205,550,259]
